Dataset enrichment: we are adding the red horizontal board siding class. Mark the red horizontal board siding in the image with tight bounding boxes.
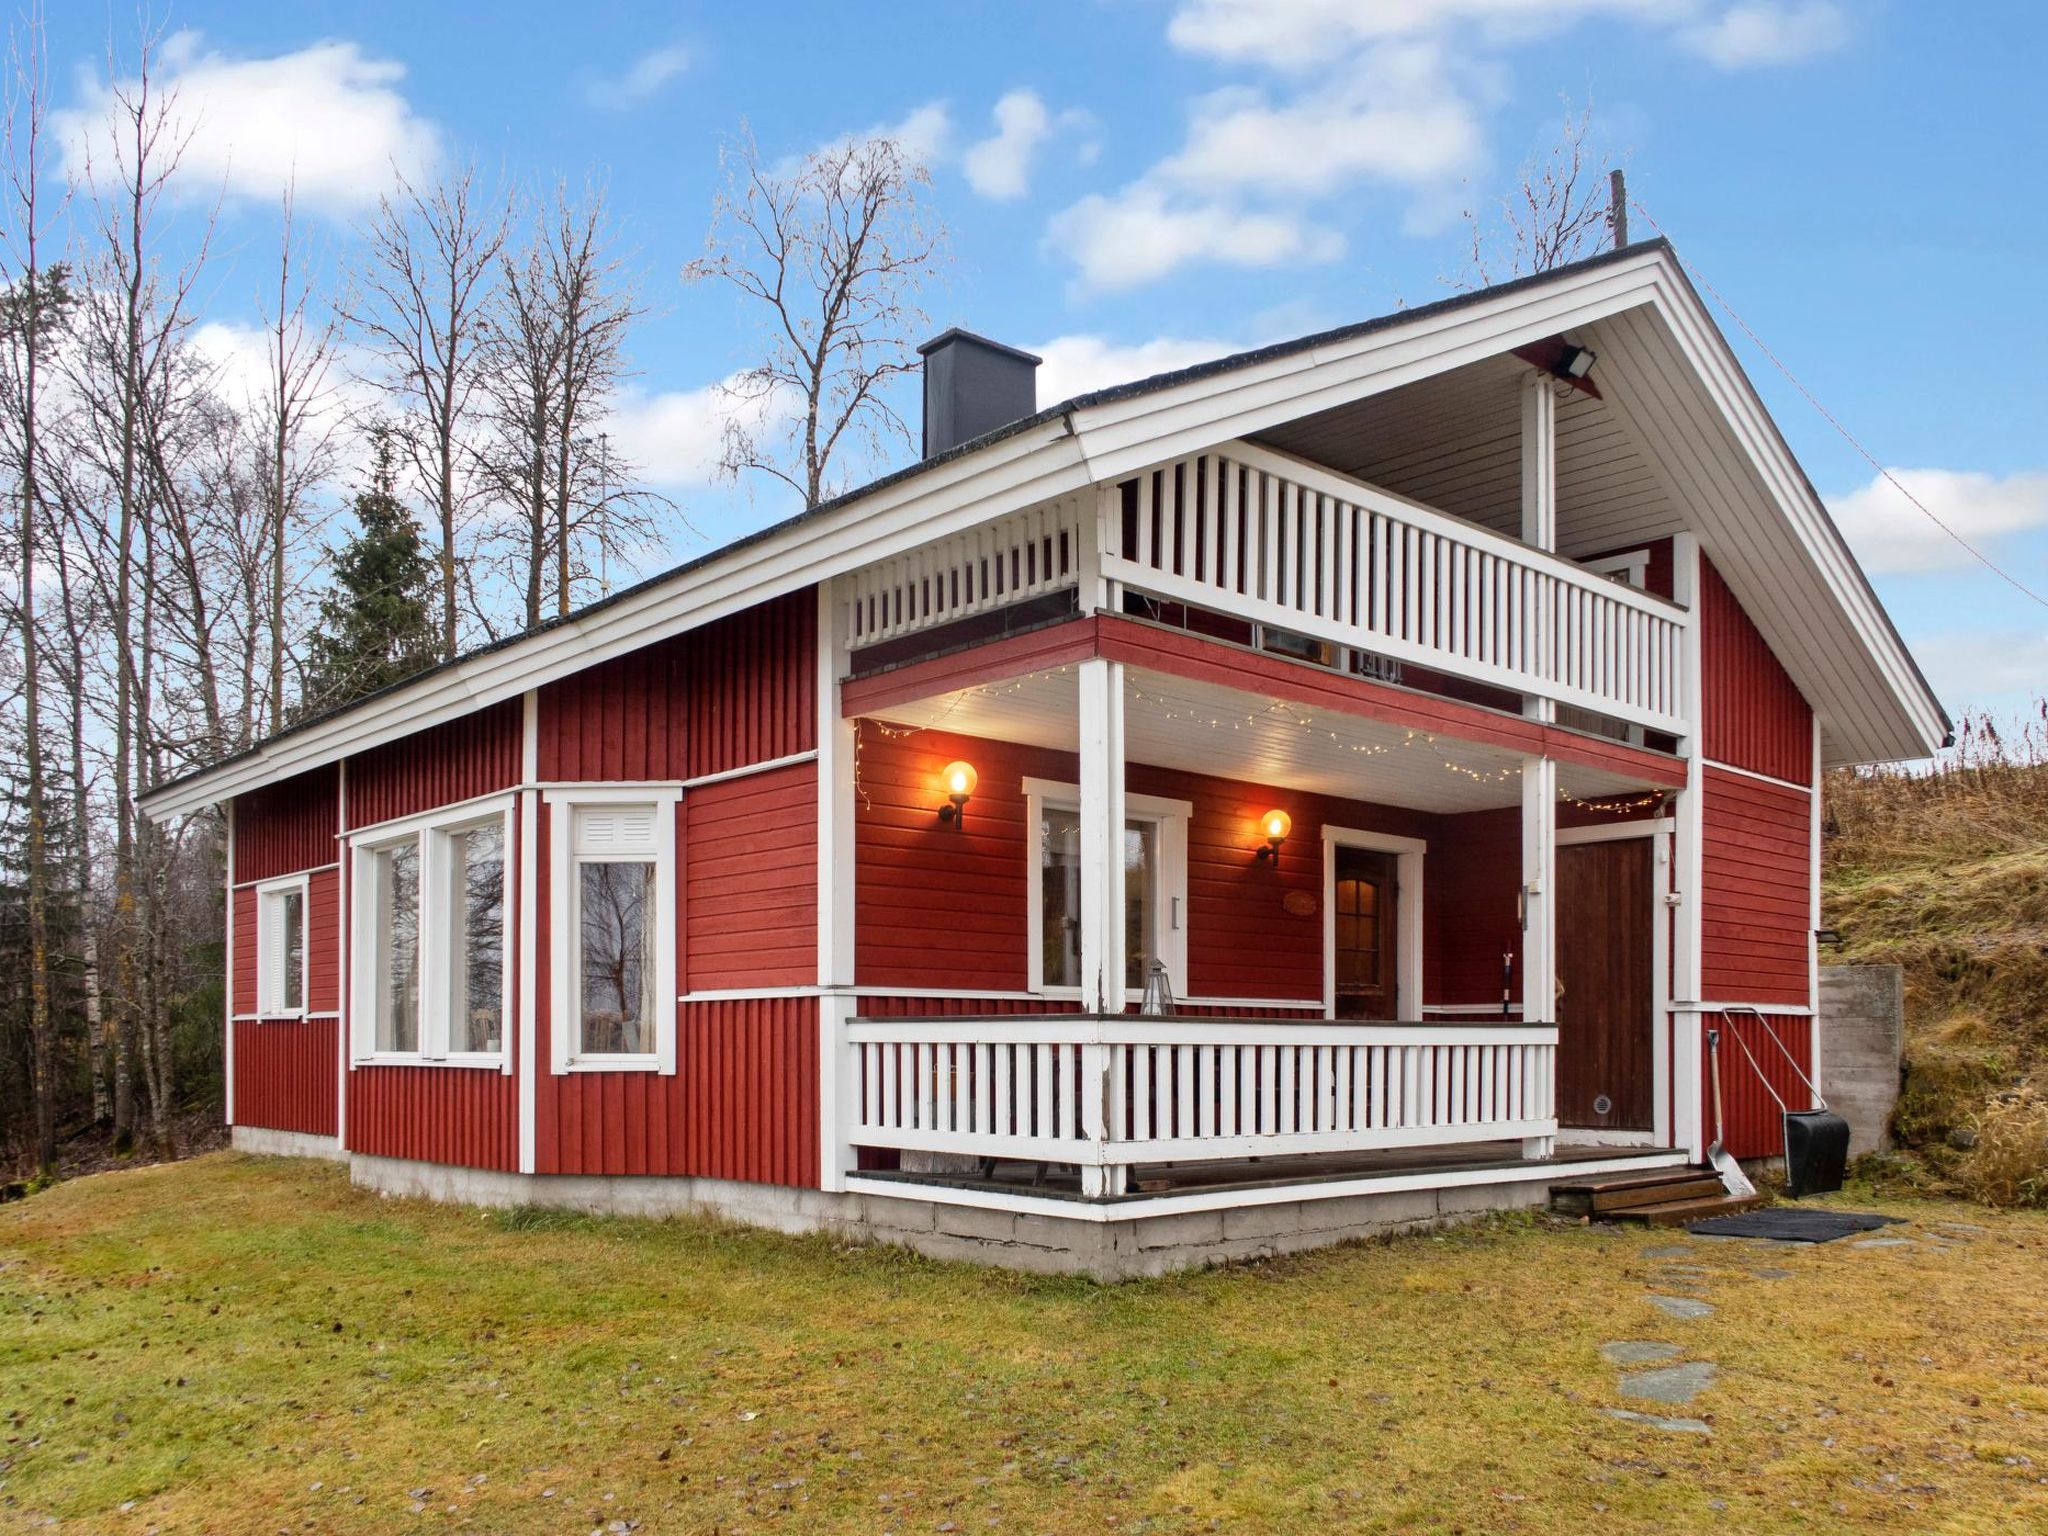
[347,699,522,830]
[347,1066,519,1170]
[233,1018,339,1135]
[1703,1012,1815,1160]
[1701,766,1812,1006]
[685,761,818,990]
[1700,556,1812,784]
[531,998,820,1186]
[232,765,339,882]
[854,724,1435,1004]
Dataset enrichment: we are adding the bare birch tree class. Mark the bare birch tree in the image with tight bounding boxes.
[1455,99,1620,289]
[686,128,945,507]
[347,164,508,659]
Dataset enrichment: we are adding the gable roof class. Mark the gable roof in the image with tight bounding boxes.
[142,238,1947,820]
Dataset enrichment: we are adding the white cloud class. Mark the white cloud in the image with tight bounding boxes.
[601,374,802,492]
[1165,0,1689,70]
[878,101,953,169]
[1905,630,2048,714]
[1032,333,1243,407]
[1827,468,2048,576]
[964,90,1053,200]
[55,30,440,215]
[587,43,690,109]
[1048,184,1343,292]
[1679,2,1850,68]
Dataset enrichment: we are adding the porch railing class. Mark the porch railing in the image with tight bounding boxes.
[845,1016,1558,1196]
[1100,441,1689,735]
[845,494,1089,648]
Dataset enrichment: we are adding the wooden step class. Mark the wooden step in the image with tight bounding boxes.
[1608,1193,1765,1227]
[1549,1168,1716,1217]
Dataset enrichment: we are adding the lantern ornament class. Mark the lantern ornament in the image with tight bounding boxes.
[938,761,978,825]
[1255,808,1291,860]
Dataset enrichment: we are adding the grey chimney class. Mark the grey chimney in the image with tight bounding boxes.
[918,329,1041,458]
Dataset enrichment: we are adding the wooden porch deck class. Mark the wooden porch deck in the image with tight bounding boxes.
[857,1138,1687,1205]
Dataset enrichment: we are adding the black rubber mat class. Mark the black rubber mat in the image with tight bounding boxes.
[1685,1208,1903,1243]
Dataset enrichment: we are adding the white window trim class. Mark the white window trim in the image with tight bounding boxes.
[347,793,516,1068]
[1581,549,1650,588]
[254,873,310,1018]
[1320,827,1426,1022]
[545,784,681,1076]
[1022,776,1190,1003]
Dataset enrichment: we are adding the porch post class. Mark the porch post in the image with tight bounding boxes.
[1077,656,1127,1196]
[817,577,858,1191]
[1521,372,1558,725]
[1521,752,1558,1160]
[1669,534,1707,1161]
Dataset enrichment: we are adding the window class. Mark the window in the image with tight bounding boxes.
[256,877,308,1015]
[547,789,679,1072]
[1025,780,1188,1000]
[349,799,513,1064]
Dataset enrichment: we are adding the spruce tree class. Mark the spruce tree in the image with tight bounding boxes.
[298,430,441,718]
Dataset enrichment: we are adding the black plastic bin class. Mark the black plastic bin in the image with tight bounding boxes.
[1783,1108,1850,1198]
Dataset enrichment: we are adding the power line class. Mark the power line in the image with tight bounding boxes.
[1630,199,2048,614]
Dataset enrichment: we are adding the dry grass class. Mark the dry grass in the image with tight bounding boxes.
[1823,702,2048,1203]
[4,1154,2048,1534]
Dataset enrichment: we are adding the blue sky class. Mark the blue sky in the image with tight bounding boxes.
[35,1,2048,721]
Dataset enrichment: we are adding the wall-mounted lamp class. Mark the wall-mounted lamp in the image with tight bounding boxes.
[1552,343,1597,381]
[937,760,978,825]
[1255,808,1291,860]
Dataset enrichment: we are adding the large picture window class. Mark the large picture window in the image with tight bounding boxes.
[1025,780,1188,1001]
[350,799,513,1065]
[255,875,308,1016]
[547,788,679,1073]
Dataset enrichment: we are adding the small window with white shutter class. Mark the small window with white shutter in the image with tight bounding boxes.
[546,787,680,1072]
[256,875,308,1015]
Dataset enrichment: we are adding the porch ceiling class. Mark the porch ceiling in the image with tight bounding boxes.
[865,665,1668,814]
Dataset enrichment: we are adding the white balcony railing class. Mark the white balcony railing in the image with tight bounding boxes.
[845,494,1089,648]
[845,1017,1558,1196]
[1101,441,1689,735]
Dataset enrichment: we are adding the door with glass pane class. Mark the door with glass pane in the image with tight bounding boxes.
[1039,807,1157,997]
[1332,847,1398,1020]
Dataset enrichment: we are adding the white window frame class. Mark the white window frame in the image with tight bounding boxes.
[255,873,310,1017]
[1320,826,1426,1022]
[347,794,516,1068]
[545,785,681,1076]
[1580,549,1650,589]
[1022,777,1190,1002]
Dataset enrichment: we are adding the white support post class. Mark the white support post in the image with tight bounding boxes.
[516,691,538,1173]
[1669,532,1707,1161]
[1520,752,1557,1160]
[817,578,859,1191]
[1521,372,1558,724]
[224,798,236,1129]
[335,760,348,1152]
[1077,657,1127,1196]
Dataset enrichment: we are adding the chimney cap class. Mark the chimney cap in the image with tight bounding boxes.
[917,327,1043,367]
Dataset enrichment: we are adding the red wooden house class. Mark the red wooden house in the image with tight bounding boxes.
[144,241,1945,1276]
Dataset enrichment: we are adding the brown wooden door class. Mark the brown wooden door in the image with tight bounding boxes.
[1555,838,1655,1130]
[1333,848,1398,1020]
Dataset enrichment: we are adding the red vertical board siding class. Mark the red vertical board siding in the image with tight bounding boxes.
[231,886,259,1016]
[306,868,341,1014]
[535,587,817,782]
[1425,809,1521,1010]
[1701,765,1813,1006]
[346,699,522,830]
[1700,556,1813,784]
[1581,537,1675,600]
[232,764,339,882]
[854,724,1437,1004]
[685,761,818,990]
[347,1067,520,1170]
[1701,1012,1814,1160]
[233,1018,339,1135]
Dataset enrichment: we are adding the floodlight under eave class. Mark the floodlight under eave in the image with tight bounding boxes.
[1556,344,1597,380]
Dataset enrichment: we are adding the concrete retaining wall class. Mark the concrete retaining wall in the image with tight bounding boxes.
[232,1124,346,1161]
[1820,964,1904,1158]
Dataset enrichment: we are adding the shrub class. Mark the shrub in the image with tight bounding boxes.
[1957,1090,2048,1208]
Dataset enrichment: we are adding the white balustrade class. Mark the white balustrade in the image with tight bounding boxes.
[845,495,1089,648]
[1099,440,1689,734]
[845,1018,1558,1185]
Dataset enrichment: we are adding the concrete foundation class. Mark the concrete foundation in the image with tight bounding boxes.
[232,1124,347,1161]
[1820,964,1904,1158]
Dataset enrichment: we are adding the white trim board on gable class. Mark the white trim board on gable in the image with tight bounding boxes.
[140,241,1944,822]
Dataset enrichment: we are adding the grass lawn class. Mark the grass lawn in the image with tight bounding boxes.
[3,1155,2046,1534]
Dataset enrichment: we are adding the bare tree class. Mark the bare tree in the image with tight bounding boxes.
[1455,99,1619,290]
[686,127,945,507]
[347,164,508,659]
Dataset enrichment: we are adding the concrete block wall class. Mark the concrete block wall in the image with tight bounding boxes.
[1820,964,1904,1158]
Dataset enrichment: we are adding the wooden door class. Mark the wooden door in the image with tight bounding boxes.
[1555,838,1655,1129]
[1332,848,1398,1020]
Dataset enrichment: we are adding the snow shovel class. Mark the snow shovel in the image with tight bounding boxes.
[1706,1026,1756,1200]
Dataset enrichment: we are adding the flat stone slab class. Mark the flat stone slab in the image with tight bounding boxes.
[1640,1244,1693,1259]
[1647,1295,1716,1320]
[1601,1341,1684,1366]
[1750,1267,1794,1279]
[1620,1361,1718,1405]
[1606,1407,1711,1435]
[1851,1237,1914,1249]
